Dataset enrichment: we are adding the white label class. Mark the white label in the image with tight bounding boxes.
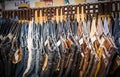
[103,52,106,59]
[81,52,84,57]
[8,33,13,40]
[56,40,61,47]
[45,39,49,46]
[88,44,91,49]
[75,36,78,40]
[91,36,96,43]
[15,49,19,62]
[79,38,83,45]
[100,36,105,45]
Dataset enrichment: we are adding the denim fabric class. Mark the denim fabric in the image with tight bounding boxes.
[0,45,9,77]
[109,17,114,36]
[53,20,57,37]
[113,17,120,37]
[40,45,55,77]
[69,46,78,77]
[97,18,104,37]
[41,22,44,42]
[20,23,25,47]
[61,20,65,34]
[16,22,29,77]
[0,17,2,24]
[1,20,12,36]
[49,21,54,37]
[15,47,28,77]
[63,45,75,77]
[25,21,37,77]
[15,24,25,77]
[83,20,88,36]
[60,21,64,34]
[114,32,120,54]
[43,21,49,42]
[0,16,118,77]
[103,17,109,35]
[23,19,34,77]
[39,48,44,77]
[56,22,62,40]
[90,18,97,38]
[114,17,120,54]
[74,19,78,36]
[64,19,71,34]
[77,20,83,40]
[87,20,91,37]
[15,16,19,21]
[71,20,75,35]
[33,23,41,77]
[70,19,78,36]
[0,57,4,77]
[1,45,12,77]
[50,47,61,77]
[0,21,22,77]
[37,23,42,41]
[39,23,44,75]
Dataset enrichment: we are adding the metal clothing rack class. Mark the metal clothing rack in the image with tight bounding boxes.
[2,1,120,20]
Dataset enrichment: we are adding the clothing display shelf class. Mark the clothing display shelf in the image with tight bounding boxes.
[2,1,120,20]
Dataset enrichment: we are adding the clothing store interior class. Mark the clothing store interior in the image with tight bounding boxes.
[0,0,120,77]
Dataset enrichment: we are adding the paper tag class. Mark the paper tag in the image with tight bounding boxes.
[91,36,96,43]
[88,44,91,49]
[45,39,49,46]
[8,33,13,40]
[79,38,83,45]
[81,52,84,57]
[75,36,78,40]
[15,50,19,61]
[100,37,105,45]
[103,52,106,59]
[56,40,61,47]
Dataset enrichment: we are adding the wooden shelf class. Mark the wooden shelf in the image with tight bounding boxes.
[18,4,30,9]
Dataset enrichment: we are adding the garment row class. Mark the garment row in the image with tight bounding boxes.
[0,16,118,77]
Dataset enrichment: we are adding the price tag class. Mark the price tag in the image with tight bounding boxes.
[45,39,49,46]
[91,36,96,43]
[15,50,19,61]
[81,52,84,57]
[100,36,105,45]
[56,40,61,47]
[75,36,78,40]
[103,52,106,59]
[79,38,83,45]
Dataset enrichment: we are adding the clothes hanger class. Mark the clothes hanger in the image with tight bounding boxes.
[26,9,29,23]
[37,9,40,24]
[11,20,22,64]
[4,17,18,40]
[60,33,68,50]
[19,10,22,23]
[42,50,48,71]
[42,30,49,71]
[31,9,35,22]
[57,7,60,22]
[25,10,28,23]
[21,10,25,23]
[79,14,82,21]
